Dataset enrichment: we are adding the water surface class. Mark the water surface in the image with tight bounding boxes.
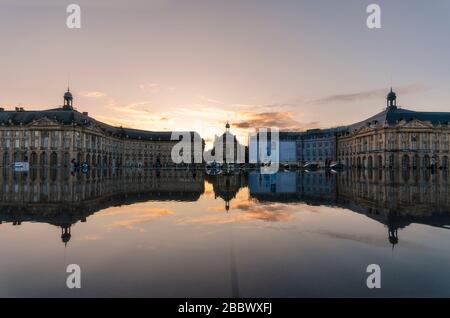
[1,168,450,297]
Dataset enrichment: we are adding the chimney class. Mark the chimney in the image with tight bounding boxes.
[82,112,89,116]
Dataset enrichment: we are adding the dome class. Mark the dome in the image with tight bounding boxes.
[386,88,397,109]
[63,88,74,108]
[64,90,73,99]
[61,226,72,246]
[225,121,230,129]
[61,232,71,243]
[387,88,396,101]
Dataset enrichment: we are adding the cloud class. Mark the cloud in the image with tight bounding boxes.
[233,112,318,131]
[311,83,430,104]
[231,201,296,222]
[94,114,137,128]
[178,212,293,225]
[107,208,174,230]
[257,102,303,111]
[112,101,154,115]
[81,235,103,241]
[197,95,224,105]
[139,82,160,93]
[179,198,296,225]
[81,91,106,98]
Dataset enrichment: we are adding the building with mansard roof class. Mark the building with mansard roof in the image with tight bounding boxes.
[0,89,203,168]
[249,88,450,168]
[337,88,450,169]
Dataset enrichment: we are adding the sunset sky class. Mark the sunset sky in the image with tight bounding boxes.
[1,0,450,147]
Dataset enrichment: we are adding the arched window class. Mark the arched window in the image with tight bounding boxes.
[40,152,48,165]
[50,152,58,167]
[389,154,395,169]
[413,155,420,169]
[64,152,70,166]
[402,155,410,169]
[30,152,38,166]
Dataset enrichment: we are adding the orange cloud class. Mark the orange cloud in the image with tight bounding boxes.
[231,200,296,222]
[81,91,106,98]
[108,208,174,230]
[179,199,296,225]
[81,235,103,241]
[233,112,318,131]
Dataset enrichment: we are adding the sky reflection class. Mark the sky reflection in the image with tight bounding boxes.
[1,168,450,297]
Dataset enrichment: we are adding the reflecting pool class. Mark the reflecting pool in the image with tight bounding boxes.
[1,167,450,297]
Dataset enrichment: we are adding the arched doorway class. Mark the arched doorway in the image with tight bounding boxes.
[388,154,395,169]
[368,156,373,170]
[50,152,58,167]
[156,155,161,167]
[30,152,38,166]
[402,155,410,169]
[413,155,420,169]
[432,155,438,169]
[14,151,21,163]
[40,152,48,165]
[64,152,70,166]
[423,155,430,169]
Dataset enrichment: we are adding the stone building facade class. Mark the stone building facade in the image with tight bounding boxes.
[299,128,344,165]
[337,89,450,169]
[0,90,203,168]
[250,128,344,166]
[250,89,450,169]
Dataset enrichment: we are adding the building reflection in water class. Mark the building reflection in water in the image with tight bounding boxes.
[206,173,247,212]
[249,169,450,248]
[1,167,450,248]
[0,167,204,245]
[337,168,450,248]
